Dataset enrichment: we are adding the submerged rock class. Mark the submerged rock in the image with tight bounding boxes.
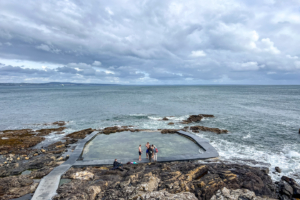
[187,125,228,134]
[168,122,174,125]
[36,127,66,136]
[52,121,66,126]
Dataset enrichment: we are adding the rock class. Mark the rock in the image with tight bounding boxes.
[41,149,46,153]
[161,129,179,134]
[182,115,204,124]
[162,117,169,121]
[168,122,174,125]
[187,125,228,134]
[277,176,300,199]
[200,114,215,118]
[0,129,45,154]
[56,162,277,200]
[131,190,198,200]
[25,157,29,160]
[0,175,37,199]
[66,128,94,139]
[275,167,282,173]
[71,171,94,180]
[210,187,276,200]
[36,127,66,136]
[137,173,160,192]
[33,153,38,156]
[52,121,66,126]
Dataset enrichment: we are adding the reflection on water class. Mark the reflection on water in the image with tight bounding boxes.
[82,131,204,160]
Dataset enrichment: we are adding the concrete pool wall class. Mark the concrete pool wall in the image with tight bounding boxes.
[32,130,219,200]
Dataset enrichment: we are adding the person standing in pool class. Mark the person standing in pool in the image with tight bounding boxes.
[153,145,158,161]
[148,145,153,162]
[145,142,150,158]
[139,145,142,161]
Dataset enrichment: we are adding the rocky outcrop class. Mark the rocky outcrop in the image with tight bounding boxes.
[161,129,179,134]
[52,121,67,126]
[36,127,66,136]
[162,117,169,121]
[54,162,277,200]
[182,114,215,124]
[182,115,204,124]
[211,187,276,200]
[187,126,228,134]
[276,176,300,200]
[0,129,44,154]
[66,128,94,139]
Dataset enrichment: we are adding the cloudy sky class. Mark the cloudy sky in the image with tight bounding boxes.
[0,0,300,84]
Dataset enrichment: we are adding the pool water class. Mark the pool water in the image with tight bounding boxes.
[81,131,204,160]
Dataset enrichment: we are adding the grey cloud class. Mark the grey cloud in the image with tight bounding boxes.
[0,0,300,84]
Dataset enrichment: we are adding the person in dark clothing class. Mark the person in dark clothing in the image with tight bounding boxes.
[113,159,123,169]
[148,146,153,162]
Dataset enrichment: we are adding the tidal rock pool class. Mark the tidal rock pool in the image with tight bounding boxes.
[81,131,204,160]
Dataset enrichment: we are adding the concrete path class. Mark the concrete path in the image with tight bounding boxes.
[32,130,218,199]
[31,131,99,200]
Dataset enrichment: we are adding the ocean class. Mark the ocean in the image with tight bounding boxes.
[0,85,299,182]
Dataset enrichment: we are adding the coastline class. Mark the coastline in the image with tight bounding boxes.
[0,115,299,199]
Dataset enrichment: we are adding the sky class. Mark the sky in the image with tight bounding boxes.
[0,0,300,85]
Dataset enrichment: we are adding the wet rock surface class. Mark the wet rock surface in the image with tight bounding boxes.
[66,128,95,139]
[54,162,277,200]
[188,126,229,134]
[276,176,300,200]
[181,114,215,124]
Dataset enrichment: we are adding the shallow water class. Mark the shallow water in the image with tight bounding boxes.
[82,131,203,160]
[0,85,299,182]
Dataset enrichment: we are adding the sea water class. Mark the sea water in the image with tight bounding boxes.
[0,85,299,182]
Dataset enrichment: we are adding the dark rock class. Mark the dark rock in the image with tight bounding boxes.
[0,175,38,199]
[187,125,228,134]
[275,167,282,173]
[54,162,277,200]
[162,117,169,120]
[200,114,215,118]
[36,127,66,136]
[0,129,45,154]
[161,129,179,134]
[168,122,174,125]
[279,176,300,198]
[52,121,66,126]
[182,115,203,124]
[66,128,94,139]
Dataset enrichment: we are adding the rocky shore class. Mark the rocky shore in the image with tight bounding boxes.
[0,116,298,200]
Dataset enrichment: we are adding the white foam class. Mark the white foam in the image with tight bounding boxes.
[287,151,300,158]
[195,133,300,183]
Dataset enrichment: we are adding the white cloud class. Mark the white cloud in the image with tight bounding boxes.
[105,7,114,15]
[286,55,298,59]
[259,38,280,54]
[190,50,206,57]
[93,61,102,66]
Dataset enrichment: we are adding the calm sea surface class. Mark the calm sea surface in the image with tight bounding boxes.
[0,85,299,182]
